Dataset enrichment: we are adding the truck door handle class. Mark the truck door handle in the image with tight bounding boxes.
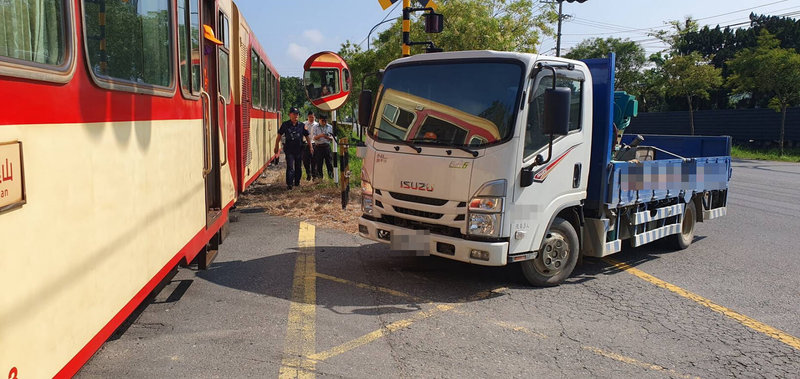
[573,163,581,188]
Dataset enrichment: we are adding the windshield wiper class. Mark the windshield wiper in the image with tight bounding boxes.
[379,131,422,153]
[408,139,479,157]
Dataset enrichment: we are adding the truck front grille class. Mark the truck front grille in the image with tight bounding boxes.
[389,192,448,206]
[392,206,443,219]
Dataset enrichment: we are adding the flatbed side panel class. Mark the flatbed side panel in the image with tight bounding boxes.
[607,157,731,207]
[582,54,616,211]
[621,134,731,158]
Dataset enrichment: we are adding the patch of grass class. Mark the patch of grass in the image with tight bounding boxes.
[730,145,800,162]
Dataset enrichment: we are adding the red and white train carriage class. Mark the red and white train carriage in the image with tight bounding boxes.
[0,0,278,376]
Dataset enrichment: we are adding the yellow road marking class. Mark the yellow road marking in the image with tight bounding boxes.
[581,346,700,379]
[308,287,507,362]
[279,222,317,379]
[604,258,800,352]
[491,320,548,339]
[315,272,426,303]
[488,318,697,378]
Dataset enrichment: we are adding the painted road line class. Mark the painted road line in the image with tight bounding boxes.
[308,287,508,363]
[604,258,800,352]
[315,272,426,303]
[491,320,549,339]
[486,317,696,378]
[279,222,317,379]
[581,346,699,379]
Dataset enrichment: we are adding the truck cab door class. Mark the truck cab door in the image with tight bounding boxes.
[508,65,590,255]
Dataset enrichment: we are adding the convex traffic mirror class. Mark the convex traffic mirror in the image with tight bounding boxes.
[303,51,352,111]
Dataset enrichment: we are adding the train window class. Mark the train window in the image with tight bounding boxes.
[218,12,230,101]
[0,0,77,82]
[251,50,260,108]
[218,12,230,49]
[274,76,279,111]
[0,0,65,65]
[343,68,350,92]
[178,0,201,97]
[269,76,278,112]
[259,61,266,109]
[83,0,173,91]
[267,69,275,111]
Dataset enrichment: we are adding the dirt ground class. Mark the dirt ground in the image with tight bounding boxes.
[236,160,362,234]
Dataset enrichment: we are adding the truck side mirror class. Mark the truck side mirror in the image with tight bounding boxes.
[520,169,534,188]
[425,12,444,33]
[543,87,571,136]
[358,90,373,127]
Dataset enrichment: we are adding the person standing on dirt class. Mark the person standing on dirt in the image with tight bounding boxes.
[275,107,313,190]
[312,114,334,179]
[302,111,318,181]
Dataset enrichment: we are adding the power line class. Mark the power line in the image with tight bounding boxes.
[358,1,401,48]
[564,0,796,37]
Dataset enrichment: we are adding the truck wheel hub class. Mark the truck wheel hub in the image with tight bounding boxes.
[540,233,569,272]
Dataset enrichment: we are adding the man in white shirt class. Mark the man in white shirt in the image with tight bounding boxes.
[302,111,318,180]
[312,114,334,179]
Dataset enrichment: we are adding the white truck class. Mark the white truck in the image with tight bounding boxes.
[356,51,731,286]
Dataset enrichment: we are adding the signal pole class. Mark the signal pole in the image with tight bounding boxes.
[402,0,411,57]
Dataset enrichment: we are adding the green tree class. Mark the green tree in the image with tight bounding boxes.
[662,51,722,135]
[280,76,307,119]
[728,30,800,154]
[564,37,646,94]
[635,53,668,112]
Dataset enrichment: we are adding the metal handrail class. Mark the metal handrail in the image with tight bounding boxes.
[218,93,228,167]
[200,90,213,176]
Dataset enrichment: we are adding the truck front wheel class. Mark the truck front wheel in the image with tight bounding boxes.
[521,217,579,287]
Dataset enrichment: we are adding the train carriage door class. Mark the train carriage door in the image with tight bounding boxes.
[201,0,223,225]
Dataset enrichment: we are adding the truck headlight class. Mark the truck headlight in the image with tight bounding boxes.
[361,168,373,215]
[468,213,500,237]
[466,180,506,238]
[362,196,374,215]
[469,197,503,212]
[361,167,373,196]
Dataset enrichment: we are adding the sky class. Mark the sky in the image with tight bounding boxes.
[233,0,800,78]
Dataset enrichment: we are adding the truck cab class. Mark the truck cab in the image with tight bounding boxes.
[357,51,730,286]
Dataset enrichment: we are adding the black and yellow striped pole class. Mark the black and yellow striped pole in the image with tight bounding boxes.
[402,0,411,57]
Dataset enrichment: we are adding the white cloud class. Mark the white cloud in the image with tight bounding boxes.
[287,43,311,62]
[302,29,324,44]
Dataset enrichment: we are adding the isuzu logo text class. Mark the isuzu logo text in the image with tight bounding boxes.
[400,181,434,192]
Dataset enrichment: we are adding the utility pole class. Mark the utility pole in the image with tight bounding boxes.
[540,0,586,57]
[556,0,563,57]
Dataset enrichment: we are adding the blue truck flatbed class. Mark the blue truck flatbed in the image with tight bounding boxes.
[582,55,732,211]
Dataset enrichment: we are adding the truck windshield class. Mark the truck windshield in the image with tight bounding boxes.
[371,61,524,148]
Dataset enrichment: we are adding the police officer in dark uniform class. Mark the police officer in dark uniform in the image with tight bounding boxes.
[274,107,313,189]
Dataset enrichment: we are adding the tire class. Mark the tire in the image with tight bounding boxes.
[521,217,580,287]
[671,201,696,250]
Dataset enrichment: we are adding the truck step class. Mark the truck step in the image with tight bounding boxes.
[703,206,727,220]
[632,223,682,247]
[633,203,684,225]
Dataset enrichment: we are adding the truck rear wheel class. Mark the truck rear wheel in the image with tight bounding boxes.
[521,217,579,287]
[671,201,696,250]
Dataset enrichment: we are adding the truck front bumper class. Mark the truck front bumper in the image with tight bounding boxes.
[358,217,509,266]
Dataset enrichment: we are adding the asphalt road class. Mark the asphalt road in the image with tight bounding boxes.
[78,160,800,378]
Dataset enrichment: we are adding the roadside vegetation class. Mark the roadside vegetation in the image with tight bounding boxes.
[731,146,800,162]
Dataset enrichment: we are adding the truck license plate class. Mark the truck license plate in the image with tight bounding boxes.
[391,229,430,253]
